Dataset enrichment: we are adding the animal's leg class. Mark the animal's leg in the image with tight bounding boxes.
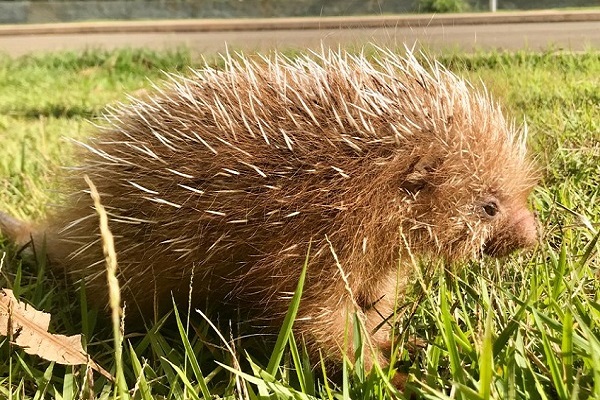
[294,296,390,375]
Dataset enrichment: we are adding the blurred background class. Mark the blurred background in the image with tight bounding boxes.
[1,0,599,24]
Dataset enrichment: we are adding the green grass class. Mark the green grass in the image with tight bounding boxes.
[0,48,599,399]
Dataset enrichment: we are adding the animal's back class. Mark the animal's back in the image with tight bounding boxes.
[46,51,414,319]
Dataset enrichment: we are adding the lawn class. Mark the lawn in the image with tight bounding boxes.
[0,47,598,399]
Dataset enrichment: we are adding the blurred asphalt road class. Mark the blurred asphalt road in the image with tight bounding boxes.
[0,13,599,55]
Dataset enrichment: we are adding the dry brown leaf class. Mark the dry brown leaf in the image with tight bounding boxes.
[0,288,112,380]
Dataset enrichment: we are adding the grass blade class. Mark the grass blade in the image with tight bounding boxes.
[266,243,310,376]
[439,279,465,386]
[129,344,152,400]
[533,310,567,399]
[478,305,494,400]
[561,309,573,394]
[172,301,212,399]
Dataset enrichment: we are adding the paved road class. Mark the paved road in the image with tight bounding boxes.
[1,20,599,56]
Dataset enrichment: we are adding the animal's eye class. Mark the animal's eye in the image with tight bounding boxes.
[482,201,499,218]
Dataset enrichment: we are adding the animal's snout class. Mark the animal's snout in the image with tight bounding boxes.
[483,206,538,257]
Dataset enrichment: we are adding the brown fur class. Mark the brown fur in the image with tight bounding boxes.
[1,49,538,378]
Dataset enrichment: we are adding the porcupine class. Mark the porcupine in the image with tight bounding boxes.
[0,48,538,379]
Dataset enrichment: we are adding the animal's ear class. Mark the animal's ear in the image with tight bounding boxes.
[400,156,441,194]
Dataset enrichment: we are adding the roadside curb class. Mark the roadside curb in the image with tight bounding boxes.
[1,10,599,36]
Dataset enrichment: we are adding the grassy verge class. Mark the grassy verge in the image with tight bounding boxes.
[0,48,598,399]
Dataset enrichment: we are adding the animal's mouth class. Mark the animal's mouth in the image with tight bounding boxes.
[482,222,538,258]
[482,240,513,258]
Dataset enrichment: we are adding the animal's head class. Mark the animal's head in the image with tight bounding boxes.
[396,141,539,261]
[380,52,539,261]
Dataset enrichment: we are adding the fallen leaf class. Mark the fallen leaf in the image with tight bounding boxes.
[0,288,112,380]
